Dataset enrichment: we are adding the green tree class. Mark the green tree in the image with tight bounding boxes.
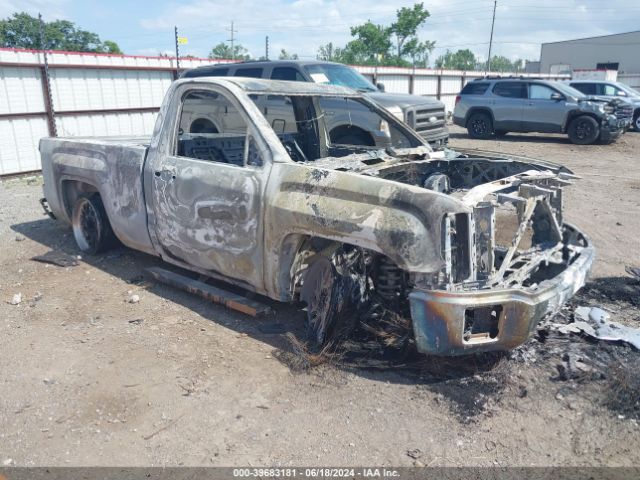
[487,55,527,72]
[278,48,298,60]
[391,3,430,59]
[315,3,435,67]
[317,42,335,61]
[346,21,393,64]
[0,12,122,53]
[102,40,122,54]
[435,49,477,70]
[402,38,435,67]
[208,42,251,60]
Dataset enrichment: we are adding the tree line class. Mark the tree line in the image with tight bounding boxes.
[1,7,530,71]
[0,12,121,54]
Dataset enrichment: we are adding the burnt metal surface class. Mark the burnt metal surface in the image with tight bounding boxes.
[39,77,595,355]
[147,267,272,317]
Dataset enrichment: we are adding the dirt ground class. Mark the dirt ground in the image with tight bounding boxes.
[1,126,639,468]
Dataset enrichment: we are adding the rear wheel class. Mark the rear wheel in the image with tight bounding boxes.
[467,112,493,139]
[71,194,116,254]
[568,115,599,145]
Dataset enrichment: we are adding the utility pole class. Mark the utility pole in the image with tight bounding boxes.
[174,26,180,74]
[486,0,497,74]
[226,21,237,60]
[38,13,57,137]
[265,35,269,60]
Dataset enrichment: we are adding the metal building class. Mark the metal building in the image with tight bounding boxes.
[540,31,640,75]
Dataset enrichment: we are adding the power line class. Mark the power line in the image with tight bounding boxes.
[226,21,237,60]
[486,0,497,72]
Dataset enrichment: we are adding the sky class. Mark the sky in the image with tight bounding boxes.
[2,0,639,64]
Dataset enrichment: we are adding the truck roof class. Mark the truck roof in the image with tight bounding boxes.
[177,76,360,97]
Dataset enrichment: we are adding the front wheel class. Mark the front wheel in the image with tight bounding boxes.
[71,194,116,254]
[568,115,600,145]
[634,111,640,132]
[467,112,493,139]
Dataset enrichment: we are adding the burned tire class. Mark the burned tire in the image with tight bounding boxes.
[71,194,116,254]
[466,112,493,139]
[300,256,343,346]
[568,115,599,145]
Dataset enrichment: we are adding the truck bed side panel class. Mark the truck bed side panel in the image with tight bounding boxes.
[40,136,155,255]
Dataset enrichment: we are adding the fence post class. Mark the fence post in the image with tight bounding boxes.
[39,65,57,137]
[436,73,442,100]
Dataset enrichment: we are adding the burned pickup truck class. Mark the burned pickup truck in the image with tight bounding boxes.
[40,78,594,355]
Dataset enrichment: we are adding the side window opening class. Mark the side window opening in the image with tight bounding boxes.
[270,67,306,82]
[461,82,490,95]
[572,83,596,95]
[176,90,263,167]
[493,82,526,99]
[528,84,556,100]
[234,68,263,78]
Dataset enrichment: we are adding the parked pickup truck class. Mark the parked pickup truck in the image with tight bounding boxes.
[40,77,594,355]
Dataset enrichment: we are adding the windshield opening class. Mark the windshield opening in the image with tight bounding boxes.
[304,64,377,93]
[252,93,422,162]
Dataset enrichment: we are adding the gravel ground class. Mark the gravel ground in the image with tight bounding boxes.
[0,127,639,468]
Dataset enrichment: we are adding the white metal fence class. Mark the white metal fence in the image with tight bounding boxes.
[0,47,619,176]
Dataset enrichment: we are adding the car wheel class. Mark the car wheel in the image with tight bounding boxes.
[71,194,116,254]
[568,115,600,145]
[467,112,493,139]
[494,130,508,137]
[634,111,640,132]
[299,256,343,347]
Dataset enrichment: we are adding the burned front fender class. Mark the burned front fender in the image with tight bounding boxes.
[410,224,594,355]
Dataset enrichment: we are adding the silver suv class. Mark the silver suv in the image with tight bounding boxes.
[453,78,633,144]
[183,60,448,147]
[568,80,640,131]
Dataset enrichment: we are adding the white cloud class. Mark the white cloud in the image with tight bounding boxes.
[136,0,640,63]
[0,0,69,20]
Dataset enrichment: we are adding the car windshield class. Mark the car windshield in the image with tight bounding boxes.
[616,83,640,97]
[251,93,422,162]
[304,64,377,93]
[554,82,587,99]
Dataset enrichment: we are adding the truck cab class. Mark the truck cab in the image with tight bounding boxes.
[182,60,449,148]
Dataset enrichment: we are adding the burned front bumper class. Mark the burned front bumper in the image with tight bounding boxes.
[409,224,594,355]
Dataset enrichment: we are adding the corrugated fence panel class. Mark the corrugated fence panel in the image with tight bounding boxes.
[413,76,439,96]
[377,74,410,94]
[0,66,45,114]
[57,111,157,137]
[49,69,172,111]
[0,117,49,174]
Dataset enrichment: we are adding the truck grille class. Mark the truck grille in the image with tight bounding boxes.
[613,101,634,122]
[406,106,447,138]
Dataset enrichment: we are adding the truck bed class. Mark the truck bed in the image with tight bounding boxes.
[40,135,155,254]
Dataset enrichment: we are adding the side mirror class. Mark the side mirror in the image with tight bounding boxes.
[550,92,564,101]
[376,82,385,92]
[616,91,627,97]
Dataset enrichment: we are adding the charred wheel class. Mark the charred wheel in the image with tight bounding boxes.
[71,194,116,254]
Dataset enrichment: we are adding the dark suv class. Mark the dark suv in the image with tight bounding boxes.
[453,77,633,144]
[182,60,449,147]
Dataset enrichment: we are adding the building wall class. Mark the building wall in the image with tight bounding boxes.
[540,31,640,74]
